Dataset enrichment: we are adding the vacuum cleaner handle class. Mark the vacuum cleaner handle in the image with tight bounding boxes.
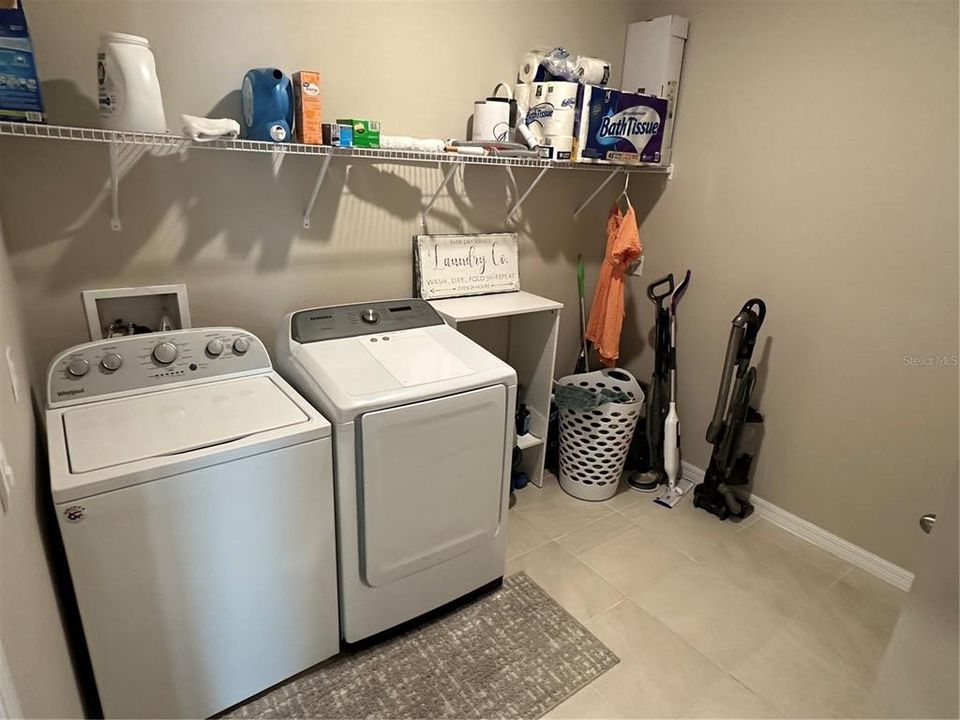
[743,298,766,328]
[736,298,767,365]
[647,274,675,306]
[708,298,766,444]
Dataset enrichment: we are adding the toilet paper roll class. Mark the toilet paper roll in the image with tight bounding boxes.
[542,107,575,138]
[517,50,546,83]
[546,81,579,111]
[543,134,574,161]
[575,56,611,86]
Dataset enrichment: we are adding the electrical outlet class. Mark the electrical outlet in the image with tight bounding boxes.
[0,441,12,513]
[627,255,645,277]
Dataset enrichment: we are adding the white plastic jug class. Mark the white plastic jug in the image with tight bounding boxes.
[98,32,166,133]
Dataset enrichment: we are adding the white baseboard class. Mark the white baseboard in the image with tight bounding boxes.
[681,461,914,591]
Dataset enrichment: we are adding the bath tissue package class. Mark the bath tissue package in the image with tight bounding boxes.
[545,81,578,111]
[524,81,578,142]
[523,82,551,141]
[573,84,668,165]
[542,135,573,161]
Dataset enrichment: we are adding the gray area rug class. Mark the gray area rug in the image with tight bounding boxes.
[228,572,619,719]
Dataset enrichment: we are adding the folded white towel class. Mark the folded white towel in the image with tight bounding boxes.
[181,114,241,142]
[379,135,446,153]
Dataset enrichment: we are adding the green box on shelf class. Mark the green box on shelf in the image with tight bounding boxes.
[336,118,380,148]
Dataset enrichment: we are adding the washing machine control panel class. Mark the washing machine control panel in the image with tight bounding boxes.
[291,299,444,343]
[47,328,271,407]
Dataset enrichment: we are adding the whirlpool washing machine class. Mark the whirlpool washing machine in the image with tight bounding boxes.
[276,300,517,643]
[46,328,339,719]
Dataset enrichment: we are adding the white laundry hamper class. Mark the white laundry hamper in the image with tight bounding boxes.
[557,368,643,501]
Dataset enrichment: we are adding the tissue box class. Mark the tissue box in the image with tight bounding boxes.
[0,1,45,123]
[292,70,322,144]
[573,85,667,165]
[336,118,380,148]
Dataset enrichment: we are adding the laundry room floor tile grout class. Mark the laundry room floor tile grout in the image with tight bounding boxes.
[510,478,905,718]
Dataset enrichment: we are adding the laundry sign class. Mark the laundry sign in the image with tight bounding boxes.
[414,233,520,300]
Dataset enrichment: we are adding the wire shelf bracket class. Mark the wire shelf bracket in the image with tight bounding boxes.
[302,154,333,229]
[108,142,122,231]
[506,166,550,223]
[420,162,459,231]
[573,168,625,220]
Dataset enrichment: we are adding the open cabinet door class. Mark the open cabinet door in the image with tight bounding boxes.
[866,466,959,718]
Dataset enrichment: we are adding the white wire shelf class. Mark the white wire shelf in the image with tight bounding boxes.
[0,121,672,231]
[0,121,671,173]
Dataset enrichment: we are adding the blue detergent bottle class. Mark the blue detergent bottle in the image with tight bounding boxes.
[241,68,294,142]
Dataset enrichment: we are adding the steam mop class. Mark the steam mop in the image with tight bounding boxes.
[654,270,694,508]
[626,275,674,492]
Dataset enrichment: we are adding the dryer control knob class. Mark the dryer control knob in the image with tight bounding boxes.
[361,309,380,324]
[232,337,250,354]
[153,342,178,364]
[206,339,225,356]
[101,352,123,371]
[67,357,90,377]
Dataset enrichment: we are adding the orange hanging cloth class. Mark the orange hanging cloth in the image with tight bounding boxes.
[585,204,643,367]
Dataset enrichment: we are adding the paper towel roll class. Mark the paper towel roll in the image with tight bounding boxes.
[542,107,575,138]
[575,56,611,86]
[546,81,579,111]
[472,99,511,142]
[517,51,546,83]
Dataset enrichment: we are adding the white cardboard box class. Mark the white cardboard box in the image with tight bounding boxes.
[622,15,689,163]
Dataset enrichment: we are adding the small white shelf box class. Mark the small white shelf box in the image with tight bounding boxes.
[430,290,561,488]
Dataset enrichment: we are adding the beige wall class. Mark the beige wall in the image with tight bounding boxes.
[0,220,84,717]
[0,0,955,577]
[623,0,959,570]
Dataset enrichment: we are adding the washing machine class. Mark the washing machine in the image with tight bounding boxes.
[276,299,517,643]
[46,328,340,719]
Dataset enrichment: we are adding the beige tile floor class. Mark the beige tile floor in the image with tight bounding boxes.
[505,472,906,719]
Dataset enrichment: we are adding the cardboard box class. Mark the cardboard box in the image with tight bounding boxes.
[321,122,339,146]
[573,85,667,165]
[622,15,688,163]
[0,1,44,123]
[337,118,380,148]
[292,70,322,144]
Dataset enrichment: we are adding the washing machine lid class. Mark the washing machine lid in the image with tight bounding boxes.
[62,376,313,474]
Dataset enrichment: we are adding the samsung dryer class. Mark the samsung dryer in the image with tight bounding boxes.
[46,328,339,718]
[276,299,517,643]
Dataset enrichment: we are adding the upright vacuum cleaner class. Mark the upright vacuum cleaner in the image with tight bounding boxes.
[693,299,767,521]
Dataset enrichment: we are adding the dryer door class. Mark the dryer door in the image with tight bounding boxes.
[358,385,507,587]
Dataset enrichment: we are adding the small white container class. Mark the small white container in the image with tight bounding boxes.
[98,32,166,133]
